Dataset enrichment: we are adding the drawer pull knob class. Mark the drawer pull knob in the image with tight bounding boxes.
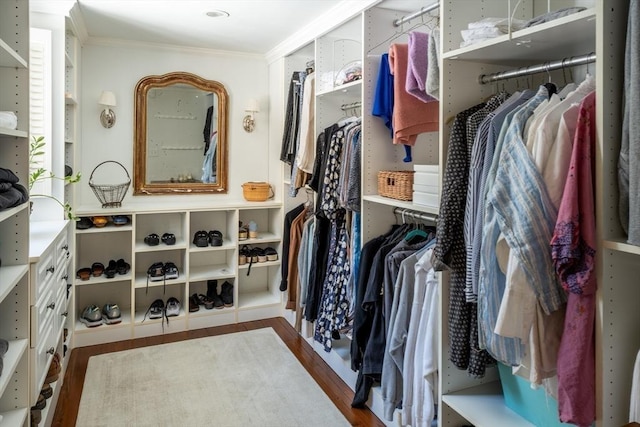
[47,302,56,310]
[46,347,55,355]
[62,244,69,251]
[62,311,68,317]
[61,274,69,281]
[47,266,55,273]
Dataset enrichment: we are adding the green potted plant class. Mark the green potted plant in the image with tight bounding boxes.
[29,135,81,220]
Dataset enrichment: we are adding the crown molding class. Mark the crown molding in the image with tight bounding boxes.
[84,36,266,60]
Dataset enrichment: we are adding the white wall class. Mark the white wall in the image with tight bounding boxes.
[78,42,271,210]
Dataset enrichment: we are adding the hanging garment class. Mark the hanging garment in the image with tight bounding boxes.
[404,255,438,427]
[279,204,305,292]
[388,43,439,146]
[479,86,552,367]
[201,131,217,183]
[280,71,304,165]
[203,105,213,154]
[433,102,494,377]
[425,27,440,100]
[296,216,315,331]
[381,242,433,421]
[295,72,316,174]
[288,71,308,197]
[406,31,436,103]
[619,0,640,245]
[551,92,597,427]
[286,206,309,311]
[372,53,394,138]
[464,91,525,302]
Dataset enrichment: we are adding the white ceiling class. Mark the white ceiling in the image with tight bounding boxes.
[31,0,431,56]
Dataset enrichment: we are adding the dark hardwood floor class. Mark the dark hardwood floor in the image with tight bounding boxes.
[52,317,384,427]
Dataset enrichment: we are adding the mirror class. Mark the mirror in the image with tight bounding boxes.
[134,72,228,194]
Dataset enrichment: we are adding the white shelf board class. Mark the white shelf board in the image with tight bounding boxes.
[317,79,362,97]
[75,224,132,234]
[65,51,74,68]
[0,127,28,138]
[237,291,280,309]
[603,238,640,256]
[0,265,28,303]
[75,272,132,286]
[240,232,280,244]
[442,381,534,427]
[443,8,596,64]
[189,241,236,252]
[0,204,28,224]
[0,339,28,397]
[135,240,187,252]
[132,309,185,324]
[0,38,27,68]
[363,195,439,215]
[64,95,77,105]
[188,264,235,282]
[134,273,186,289]
[188,305,235,318]
[0,408,28,427]
[237,260,281,270]
[74,311,132,333]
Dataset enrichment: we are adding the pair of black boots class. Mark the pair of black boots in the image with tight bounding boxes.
[207,279,233,307]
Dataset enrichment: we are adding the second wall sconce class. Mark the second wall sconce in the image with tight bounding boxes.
[243,99,259,133]
[99,90,117,128]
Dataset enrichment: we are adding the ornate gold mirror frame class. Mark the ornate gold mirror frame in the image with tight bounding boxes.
[134,72,228,194]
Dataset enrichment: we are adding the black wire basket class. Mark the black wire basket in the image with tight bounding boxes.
[89,160,131,208]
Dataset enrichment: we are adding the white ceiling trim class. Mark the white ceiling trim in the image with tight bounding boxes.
[265,0,382,63]
[83,36,266,60]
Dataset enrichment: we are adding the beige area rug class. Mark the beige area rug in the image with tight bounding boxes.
[76,328,351,427]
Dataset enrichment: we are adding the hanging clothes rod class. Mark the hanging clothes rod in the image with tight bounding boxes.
[393,1,439,27]
[478,52,596,84]
[341,101,362,111]
[393,207,438,223]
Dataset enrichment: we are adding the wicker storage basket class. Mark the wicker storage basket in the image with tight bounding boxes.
[242,182,274,202]
[377,170,414,201]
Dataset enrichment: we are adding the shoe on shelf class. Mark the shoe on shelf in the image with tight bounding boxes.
[104,259,118,278]
[76,267,91,281]
[91,216,109,228]
[147,262,165,282]
[80,305,103,328]
[238,245,250,265]
[164,262,179,280]
[264,247,278,261]
[161,232,176,245]
[31,408,42,426]
[238,222,248,241]
[91,262,104,277]
[144,233,160,246]
[75,217,93,230]
[116,258,130,275]
[189,294,200,312]
[220,281,234,307]
[31,393,46,411]
[256,248,267,263]
[192,230,209,247]
[112,215,129,226]
[102,303,122,325]
[197,293,215,310]
[248,220,258,239]
[206,280,224,309]
[142,299,165,321]
[208,230,223,246]
[165,297,180,317]
[44,353,61,384]
[41,383,52,399]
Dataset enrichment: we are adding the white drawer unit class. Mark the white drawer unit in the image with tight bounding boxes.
[29,221,72,406]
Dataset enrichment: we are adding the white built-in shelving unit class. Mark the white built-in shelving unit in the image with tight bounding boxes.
[0,0,31,425]
[277,0,639,426]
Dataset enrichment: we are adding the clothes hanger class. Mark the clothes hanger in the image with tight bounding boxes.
[366,11,438,55]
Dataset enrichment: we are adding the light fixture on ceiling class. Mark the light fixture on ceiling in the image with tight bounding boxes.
[98,90,116,128]
[243,99,259,133]
[205,10,230,18]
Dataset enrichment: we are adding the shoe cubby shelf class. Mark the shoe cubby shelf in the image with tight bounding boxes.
[73,205,283,346]
[0,408,28,426]
[0,265,29,302]
[0,339,28,397]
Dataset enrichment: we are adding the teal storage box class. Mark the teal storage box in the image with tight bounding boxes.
[497,363,566,427]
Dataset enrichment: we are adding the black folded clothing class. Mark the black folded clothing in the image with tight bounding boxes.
[0,183,28,210]
[0,167,19,184]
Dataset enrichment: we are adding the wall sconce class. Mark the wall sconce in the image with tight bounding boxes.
[98,90,117,128]
[243,99,259,133]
